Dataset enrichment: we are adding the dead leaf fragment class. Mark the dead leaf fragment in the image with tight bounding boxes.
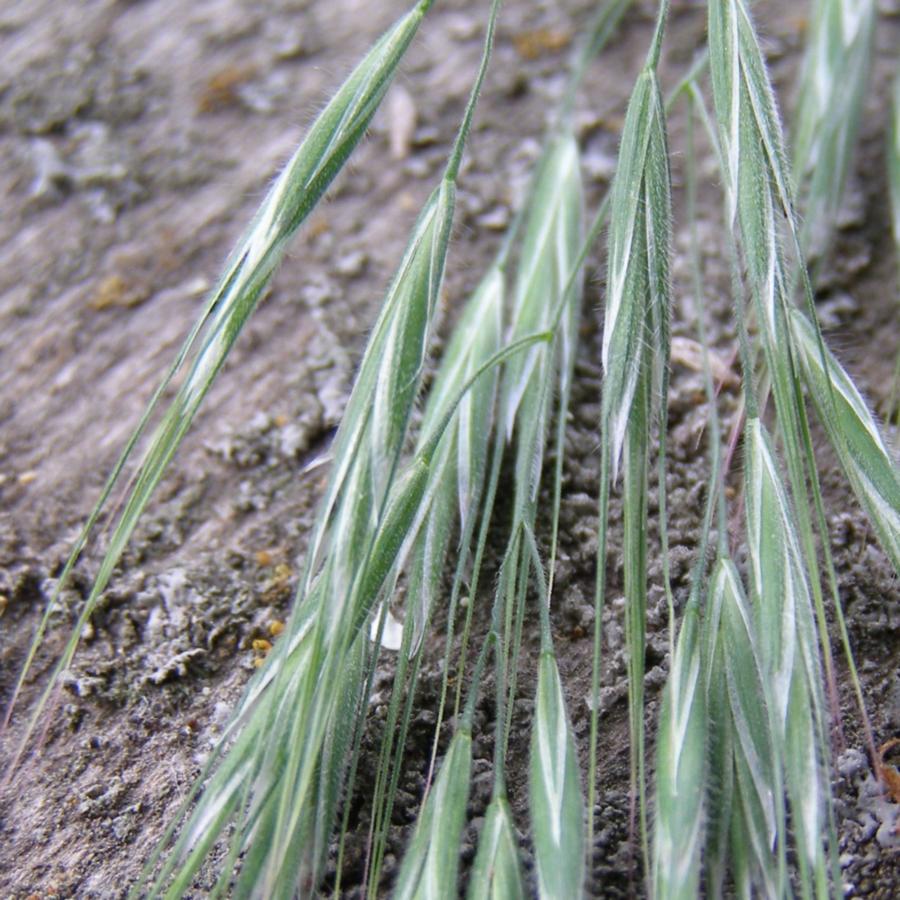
[254,549,273,567]
[513,27,571,61]
[197,65,257,114]
[877,738,900,804]
[670,336,740,389]
[90,274,150,311]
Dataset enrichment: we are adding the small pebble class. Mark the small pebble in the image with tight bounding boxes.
[334,249,367,278]
[476,205,510,231]
[388,84,417,160]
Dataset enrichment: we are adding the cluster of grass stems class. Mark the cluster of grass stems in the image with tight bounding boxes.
[5,0,899,897]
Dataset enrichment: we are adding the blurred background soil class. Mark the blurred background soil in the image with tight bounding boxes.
[0,1,897,896]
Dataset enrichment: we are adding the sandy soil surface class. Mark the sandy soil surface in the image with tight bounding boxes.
[0,0,898,896]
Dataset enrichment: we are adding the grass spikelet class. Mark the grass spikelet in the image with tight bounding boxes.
[701,560,737,896]
[309,179,454,604]
[466,796,525,900]
[792,0,875,261]
[392,728,473,900]
[4,0,435,757]
[651,596,706,900]
[789,309,900,572]
[708,0,794,331]
[495,131,581,732]
[363,256,514,891]
[434,265,505,535]
[393,629,500,899]
[744,419,808,723]
[156,325,549,898]
[743,417,832,895]
[601,63,672,479]
[502,131,582,470]
[706,557,782,898]
[529,648,585,900]
[405,263,504,655]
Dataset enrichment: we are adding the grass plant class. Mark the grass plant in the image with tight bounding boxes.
[5,0,899,897]
[593,4,672,873]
